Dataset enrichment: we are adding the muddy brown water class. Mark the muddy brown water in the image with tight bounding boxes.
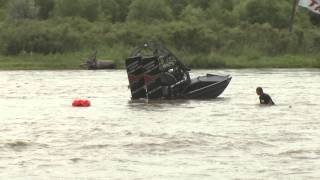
[0,69,319,179]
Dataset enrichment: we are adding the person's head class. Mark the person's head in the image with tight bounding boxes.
[256,87,263,96]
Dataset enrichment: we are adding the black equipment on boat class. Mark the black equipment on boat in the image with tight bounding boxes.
[125,42,231,100]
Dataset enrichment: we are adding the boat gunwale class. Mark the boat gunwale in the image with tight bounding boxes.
[185,76,232,96]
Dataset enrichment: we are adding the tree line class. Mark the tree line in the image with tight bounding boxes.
[0,0,319,61]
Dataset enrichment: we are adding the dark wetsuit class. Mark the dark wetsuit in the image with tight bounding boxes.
[259,93,275,105]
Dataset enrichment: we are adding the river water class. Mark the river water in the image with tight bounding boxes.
[0,69,319,179]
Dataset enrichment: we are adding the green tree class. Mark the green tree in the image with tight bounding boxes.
[100,0,132,22]
[115,0,132,22]
[34,0,54,20]
[81,0,100,22]
[7,0,38,20]
[309,12,320,26]
[243,0,291,29]
[127,0,173,22]
[206,0,238,27]
[55,0,82,17]
[0,0,9,8]
[0,0,9,20]
[190,0,210,9]
[100,0,119,22]
[180,5,206,23]
[169,0,188,17]
[221,0,234,11]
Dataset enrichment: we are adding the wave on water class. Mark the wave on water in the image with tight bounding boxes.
[138,131,223,140]
[278,149,320,160]
[1,141,48,151]
[216,139,276,152]
[279,149,310,156]
[79,144,112,149]
[123,140,199,153]
[5,141,30,148]
[122,132,212,154]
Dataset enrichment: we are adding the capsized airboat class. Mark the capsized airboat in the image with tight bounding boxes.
[125,42,231,100]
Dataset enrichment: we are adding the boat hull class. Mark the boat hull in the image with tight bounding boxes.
[183,75,232,99]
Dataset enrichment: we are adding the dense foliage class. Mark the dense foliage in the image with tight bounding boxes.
[0,0,319,68]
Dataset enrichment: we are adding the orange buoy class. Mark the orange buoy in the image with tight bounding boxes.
[82,100,90,107]
[72,99,91,107]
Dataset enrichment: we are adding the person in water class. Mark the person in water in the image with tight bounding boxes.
[256,87,275,105]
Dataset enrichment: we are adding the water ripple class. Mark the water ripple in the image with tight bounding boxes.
[0,70,320,179]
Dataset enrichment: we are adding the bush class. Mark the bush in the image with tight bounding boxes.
[0,0,320,64]
[187,53,227,68]
[180,5,206,23]
[167,21,217,53]
[1,20,81,55]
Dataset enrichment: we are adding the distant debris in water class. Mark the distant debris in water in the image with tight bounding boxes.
[80,51,115,70]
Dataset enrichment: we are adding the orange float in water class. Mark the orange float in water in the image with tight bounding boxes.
[72,99,91,107]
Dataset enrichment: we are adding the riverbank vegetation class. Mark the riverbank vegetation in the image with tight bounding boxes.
[0,0,320,69]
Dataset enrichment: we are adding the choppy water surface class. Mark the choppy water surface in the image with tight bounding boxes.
[0,69,319,179]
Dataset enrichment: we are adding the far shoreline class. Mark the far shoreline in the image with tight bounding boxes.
[0,53,319,70]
